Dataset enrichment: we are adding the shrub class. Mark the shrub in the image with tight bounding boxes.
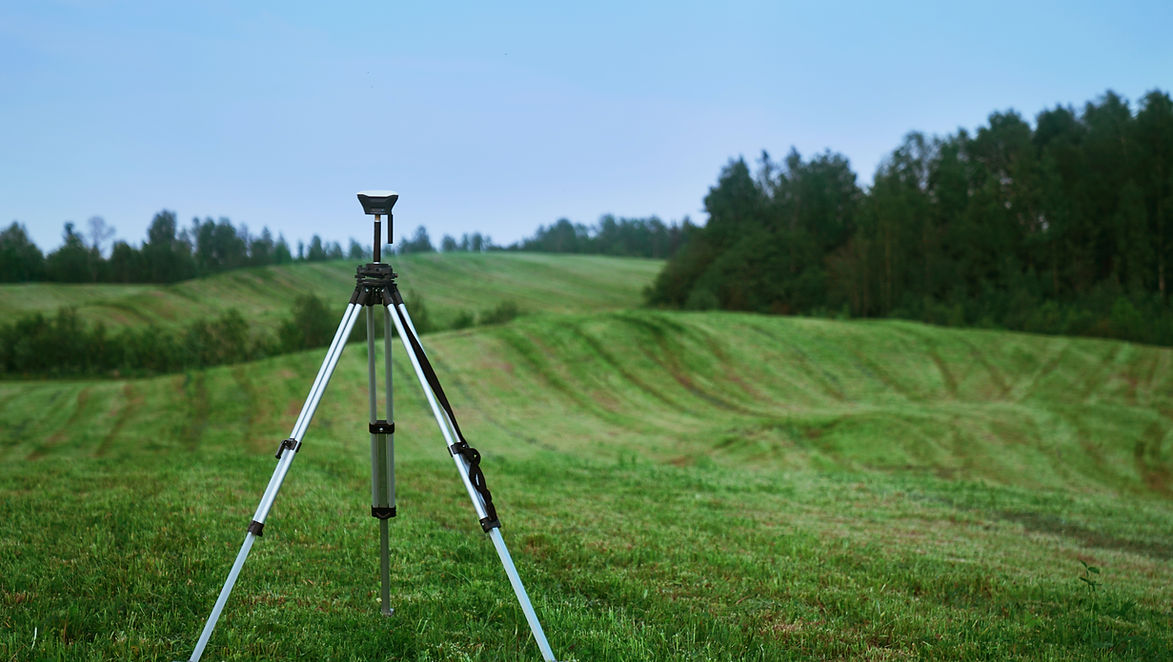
[279,294,336,351]
[449,310,476,330]
[478,300,521,326]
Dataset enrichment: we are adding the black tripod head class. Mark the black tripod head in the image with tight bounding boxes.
[358,190,398,215]
[357,190,399,262]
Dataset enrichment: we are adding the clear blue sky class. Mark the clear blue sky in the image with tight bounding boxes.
[3,1,1171,253]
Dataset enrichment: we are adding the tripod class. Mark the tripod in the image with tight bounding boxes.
[180,191,557,661]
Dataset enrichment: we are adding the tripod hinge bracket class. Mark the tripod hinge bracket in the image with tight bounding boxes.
[371,506,397,519]
[352,263,398,306]
[369,420,395,435]
[247,519,265,537]
[275,437,301,459]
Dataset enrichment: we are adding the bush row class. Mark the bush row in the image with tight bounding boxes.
[0,295,522,378]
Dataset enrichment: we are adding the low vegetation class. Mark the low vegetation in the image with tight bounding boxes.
[0,292,524,378]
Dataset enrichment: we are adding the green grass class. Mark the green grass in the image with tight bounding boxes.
[1,268,1171,659]
[0,252,663,332]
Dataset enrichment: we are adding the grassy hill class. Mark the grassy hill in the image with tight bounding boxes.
[0,252,663,332]
[1,303,1170,660]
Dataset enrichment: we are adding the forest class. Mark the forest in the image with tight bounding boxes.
[648,89,1173,346]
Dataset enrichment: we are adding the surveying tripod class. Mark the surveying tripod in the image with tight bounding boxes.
[179,191,557,661]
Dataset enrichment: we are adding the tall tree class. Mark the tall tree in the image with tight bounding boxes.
[0,222,45,282]
[398,226,435,253]
[144,211,196,282]
[45,222,99,282]
[86,216,115,257]
[249,227,276,266]
[306,235,327,261]
[106,240,143,283]
[1079,92,1135,290]
[275,235,293,264]
[1135,90,1173,297]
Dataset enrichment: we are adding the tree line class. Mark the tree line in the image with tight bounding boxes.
[397,216,691,259]
[397,226,499,254]
[2,205,683,286]
[647,89,1173,346]
[510,215,693,258]
[0,212,372,283]
[0,212,514,283]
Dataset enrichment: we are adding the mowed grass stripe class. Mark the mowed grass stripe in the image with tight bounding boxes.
[94,383,145,457]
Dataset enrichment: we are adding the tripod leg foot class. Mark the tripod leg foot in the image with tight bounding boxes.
[378,518,393,616]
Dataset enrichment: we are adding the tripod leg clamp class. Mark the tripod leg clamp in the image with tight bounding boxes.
[369,420,395,435]
[275,437,301,459]
[247,520,265,537]
[371,506,397,519]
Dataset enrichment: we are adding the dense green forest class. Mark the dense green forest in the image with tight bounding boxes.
[649,89,1173,346]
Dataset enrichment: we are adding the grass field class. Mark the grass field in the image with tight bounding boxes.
[0,252,663,333]
[1,255,1171,660]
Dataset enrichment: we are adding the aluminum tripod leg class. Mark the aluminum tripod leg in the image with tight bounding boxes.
[367,307,396,616]
[381,308,395,612]
[386,299,557,662]
[185,302,364,662]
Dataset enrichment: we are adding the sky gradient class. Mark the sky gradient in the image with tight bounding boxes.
[3,1,1172,253]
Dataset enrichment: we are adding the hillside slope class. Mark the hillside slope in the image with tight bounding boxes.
[3,312,1170,495]
[0,252,662,331]
[1,312,1171,660]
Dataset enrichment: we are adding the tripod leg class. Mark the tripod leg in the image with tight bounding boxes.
[381,306,396,613]
[385,298,557,662]
[185,302,364,662]
[367,307,396,616]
